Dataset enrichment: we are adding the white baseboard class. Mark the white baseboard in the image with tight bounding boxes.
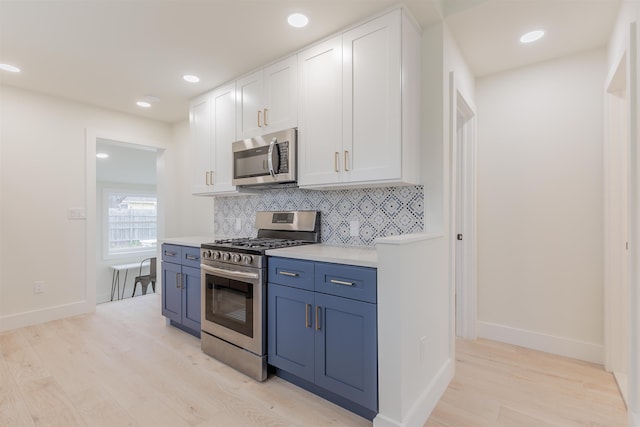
[477,321,603,364]
[373,358,454,427]
[0,301,94,333]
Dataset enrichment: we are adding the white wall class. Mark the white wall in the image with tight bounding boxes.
[475,49,606,363]
[0,85,185,331]
[607,3,640,425]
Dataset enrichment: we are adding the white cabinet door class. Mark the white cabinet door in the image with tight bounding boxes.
[263,55,298,133]
[236,56,297,139]
[236,69,263,139]
[212,82,237,194]
[190,92,214,195]
[343,10,402,183]
[298,36,343,187]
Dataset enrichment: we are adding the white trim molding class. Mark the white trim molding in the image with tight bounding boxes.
[0,301,89,333]
[477,321,604,364]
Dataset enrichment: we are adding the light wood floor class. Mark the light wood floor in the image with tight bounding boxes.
[0,295,627,426]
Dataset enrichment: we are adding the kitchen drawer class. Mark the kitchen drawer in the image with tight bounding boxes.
[268,257,314,291]
[315,262,377,303]
[162,244,182,263]
[182,246,201,269]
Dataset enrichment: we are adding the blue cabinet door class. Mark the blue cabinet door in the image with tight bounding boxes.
[162,261,182,323]
[314,292,378,412]
[268,283,315,382]
[182,265,201,332]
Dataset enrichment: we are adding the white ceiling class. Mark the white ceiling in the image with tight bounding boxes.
[0,0,620,124]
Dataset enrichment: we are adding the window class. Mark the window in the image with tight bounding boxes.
[104,189,157,258]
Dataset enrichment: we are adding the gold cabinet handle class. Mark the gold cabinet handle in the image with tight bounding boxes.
[315,306,321,331]
[279,271,298,277]
[305,304,311,328]
[334,152,340,173]
[330,279,354,286]
[257,110,262,127]
[205,171,209,185]
[263,108,268,126]
[344,150,349,171]
[210,170,214,186]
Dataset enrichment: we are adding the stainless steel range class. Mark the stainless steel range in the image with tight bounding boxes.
[200,210,320,381]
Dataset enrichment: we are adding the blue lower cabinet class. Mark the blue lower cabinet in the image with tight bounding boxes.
[267,257,377,419]
[314,292,377,412]
[161,244,201,338]
[267,284,315,381]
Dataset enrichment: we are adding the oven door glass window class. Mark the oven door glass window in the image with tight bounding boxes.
[205,273,254,338]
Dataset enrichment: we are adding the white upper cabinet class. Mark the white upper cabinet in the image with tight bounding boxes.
[298,36,343,187]
[211,82,237,194]
[190,82,239,196]
[298,9,420,189]
[236,56,297,139]
[190,92,214,195]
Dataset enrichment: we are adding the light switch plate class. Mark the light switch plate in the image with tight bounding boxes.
[67,208,86,220]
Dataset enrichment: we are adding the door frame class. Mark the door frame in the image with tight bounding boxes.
[85,128,168,308]
[449,72,478,339]
[603,48,629,385]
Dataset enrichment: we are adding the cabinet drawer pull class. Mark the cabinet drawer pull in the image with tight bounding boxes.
[257,110,262,127]
[315,306,321,331]
[205,171,209,185]
[330,279,354,286]
[209,170,214,186]
[279,271,298,277]
[165,251,177,257]
[176,273,181,289]
[263,108,268,126]
[185,255,198,261]
[334,152,340,172]
[344,150,349,171]
[305,304,311,328]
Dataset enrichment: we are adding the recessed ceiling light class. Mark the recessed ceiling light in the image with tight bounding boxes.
[520,30,545,44]
[0,63,20,73]
[287,13,308,28]
[96,153,109,159]
[136,101,152,108]
[183,74,200,83]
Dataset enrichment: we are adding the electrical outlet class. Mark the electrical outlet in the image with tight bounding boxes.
[234,218,242,232]
[420,336,427,362]
[349,220,360,237]
[34,281,45,294]
[67,207,86,220]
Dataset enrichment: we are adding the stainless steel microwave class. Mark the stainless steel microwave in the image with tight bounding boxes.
[232,128,297,187]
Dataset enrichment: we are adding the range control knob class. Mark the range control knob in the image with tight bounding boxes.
[232,254,242,263]
[201,250,209,259]
[242,255,253,265]
[221,252,230,261]
[212,251,221,260]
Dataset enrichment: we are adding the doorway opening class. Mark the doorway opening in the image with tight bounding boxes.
[96,139,159,303]
[85,129,167,309]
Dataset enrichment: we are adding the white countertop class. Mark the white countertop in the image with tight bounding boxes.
[266,244,377,268]
[161,236,216,248]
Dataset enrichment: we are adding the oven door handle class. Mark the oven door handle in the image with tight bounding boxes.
[200,264,259,280]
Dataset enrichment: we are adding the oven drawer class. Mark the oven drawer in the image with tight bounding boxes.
[268,257,314,291]
[182,247,201,269]
[162,244,182,263]
[315,263,377,303]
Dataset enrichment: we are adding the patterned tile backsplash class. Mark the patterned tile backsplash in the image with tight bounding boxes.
[214,186,424,246]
